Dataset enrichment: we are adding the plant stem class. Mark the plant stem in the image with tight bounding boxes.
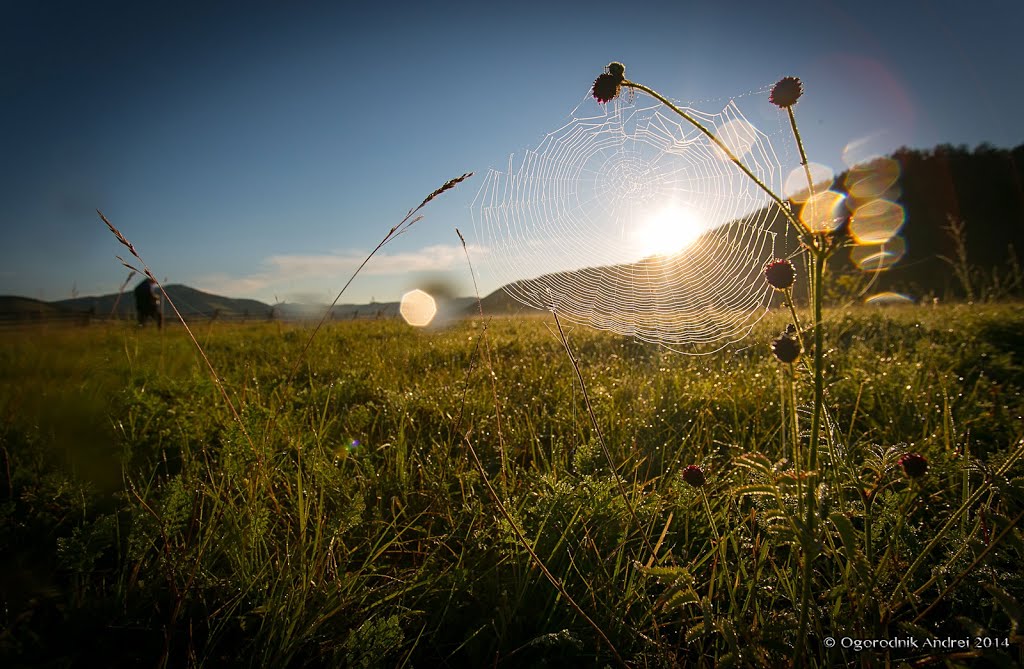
[870,483,920,592]
[912,510,1024,624]
[863,494,873,566]
[622,81,806,242]
[461,434,627,668]
[788,107,816,202]
[457,228,508,491]
[784,287,804,336]
[552,310,658,562]
[796,246,826,662]
[886,436,1024,615]
[701,488,737,612]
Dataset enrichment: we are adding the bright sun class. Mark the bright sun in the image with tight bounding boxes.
[633,204,705,257]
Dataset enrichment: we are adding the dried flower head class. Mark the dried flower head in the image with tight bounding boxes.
[771,332,802,364]
[764,258,796,290]
[899,452,928,479]
[770,76,803,108]
[593,62,625,104]
[682,464,706,488]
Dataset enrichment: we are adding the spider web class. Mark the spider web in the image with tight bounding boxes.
[471,93,786,353]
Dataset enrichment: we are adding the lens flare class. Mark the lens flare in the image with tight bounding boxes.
[799,190,846,233]
[849,198,905,244]
[400,289,437,327]
[712,118,758,161]
[783,162,835,203]
[865,292,914,305]
[851,236,907,271]
[844,157,901,204]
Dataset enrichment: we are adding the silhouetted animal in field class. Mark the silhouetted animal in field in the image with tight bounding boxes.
[133,278,163,328]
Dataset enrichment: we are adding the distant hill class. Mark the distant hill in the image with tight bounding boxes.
[470,211,774,316]
[0,296,67,314]
[53,284,275,319]
[473,289,534,316]
[1,284,479,324]
[0,295,90,325]
[273,301,400,320]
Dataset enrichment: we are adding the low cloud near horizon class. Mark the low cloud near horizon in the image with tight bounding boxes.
[195,243,489,303]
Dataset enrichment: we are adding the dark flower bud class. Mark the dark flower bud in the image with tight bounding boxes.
[899,452,928,479]
[771,332,802,364]
[764,258,796,290]
[770,76,803,108]
[682,464,706,488]
[593,62,626,104]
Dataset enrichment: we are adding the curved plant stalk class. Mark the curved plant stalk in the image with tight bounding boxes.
[788,106,817,204]
[98,211,264,469]
[619,70,830,662]
[262,173,473,446]
[456,227,509,491]
[622,80,808,247]
[461,434,628,668]
[551,309,658,562]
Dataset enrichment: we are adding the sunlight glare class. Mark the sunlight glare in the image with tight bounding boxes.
[633,204,706,257]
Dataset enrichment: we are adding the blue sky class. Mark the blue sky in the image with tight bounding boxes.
[2,0,1021,305]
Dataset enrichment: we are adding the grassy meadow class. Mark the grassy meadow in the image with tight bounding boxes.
[1,303,1023,667]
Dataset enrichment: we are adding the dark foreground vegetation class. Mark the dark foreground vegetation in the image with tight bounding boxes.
[1,304,1022,667]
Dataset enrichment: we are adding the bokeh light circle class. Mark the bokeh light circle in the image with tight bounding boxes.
[850,236,907,271]
[783,162,836,203]
[400,289,437,327]
[849,198,905,244]
[799,190,847,233]
[844,157,901,204]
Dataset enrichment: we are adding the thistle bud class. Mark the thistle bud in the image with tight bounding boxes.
[770,76,803,108]
[764,258,796,290]
[899,452,928,479]
[771,332,802,364]
[682,464,706,488]
[592,62,625,104]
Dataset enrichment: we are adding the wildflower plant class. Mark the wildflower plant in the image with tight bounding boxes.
[585,61,1024,664]
[589,61,838,648]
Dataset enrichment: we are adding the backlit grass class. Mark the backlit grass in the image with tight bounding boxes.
[1,304,1022,667]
